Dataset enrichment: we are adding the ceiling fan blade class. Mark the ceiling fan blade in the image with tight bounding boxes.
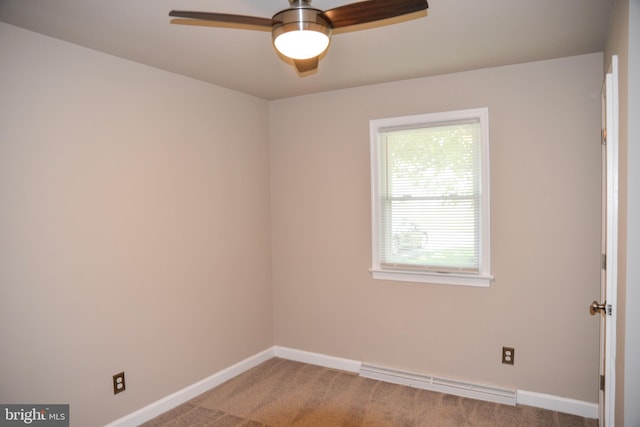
[320,0,427,29]
[169,18,273,32]
[169,10,276,28]
[294,57,319,73]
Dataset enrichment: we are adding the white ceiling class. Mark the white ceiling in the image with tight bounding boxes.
[0,0,613,100]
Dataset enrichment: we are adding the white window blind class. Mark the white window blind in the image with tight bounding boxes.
[370,108,491,286]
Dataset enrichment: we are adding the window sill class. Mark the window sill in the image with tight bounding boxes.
[369,268,493,287]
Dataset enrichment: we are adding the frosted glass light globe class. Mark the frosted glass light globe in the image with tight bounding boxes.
[274,29,330,60]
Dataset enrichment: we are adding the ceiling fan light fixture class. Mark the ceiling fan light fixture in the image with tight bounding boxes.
[272,6,331,60]
[273,25,330,60]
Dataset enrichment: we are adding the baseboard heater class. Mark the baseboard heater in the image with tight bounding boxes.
[359,364,517,406]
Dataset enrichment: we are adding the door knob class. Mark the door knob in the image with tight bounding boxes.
[590,300,609,316]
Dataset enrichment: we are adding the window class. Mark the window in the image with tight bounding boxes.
[369,108,492,286]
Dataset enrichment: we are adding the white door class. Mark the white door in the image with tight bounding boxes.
[591,55,619,427]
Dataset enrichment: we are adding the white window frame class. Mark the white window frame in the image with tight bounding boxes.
[369,108,492,287]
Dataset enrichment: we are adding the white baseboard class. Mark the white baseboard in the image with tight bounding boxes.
[104,348,275,427]
[273,346,361,373]
[516,390,598,419]
[105,346,598,425]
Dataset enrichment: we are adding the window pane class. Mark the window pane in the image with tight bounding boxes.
[378,121,480,272]
[381,198,479,270]
[384,124,478,198]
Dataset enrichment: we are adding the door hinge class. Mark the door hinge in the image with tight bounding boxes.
[602,253,607,270]
[600,374,605,391]
[601,128,607,145]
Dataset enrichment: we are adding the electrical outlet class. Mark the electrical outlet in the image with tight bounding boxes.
[502,347,515,365]
[113,372,126,395]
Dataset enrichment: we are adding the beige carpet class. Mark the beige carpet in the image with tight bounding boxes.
[141,358,598,426]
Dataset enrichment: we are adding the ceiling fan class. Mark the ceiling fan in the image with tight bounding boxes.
[169,0,428,74]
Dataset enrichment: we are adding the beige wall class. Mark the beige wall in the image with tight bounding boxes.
[0,23,273,426]
[270,53,603,402]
